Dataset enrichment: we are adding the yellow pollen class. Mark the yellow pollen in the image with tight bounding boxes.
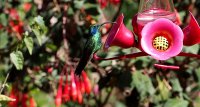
[153,36,169,51]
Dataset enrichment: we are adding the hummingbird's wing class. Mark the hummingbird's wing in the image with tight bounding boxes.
[74,38,95,76]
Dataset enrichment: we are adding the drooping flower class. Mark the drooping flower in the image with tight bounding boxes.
[55,75,63,107]
[22,93,28,107]
[81,71,92,94]
[23,2,32,12]
[70,68,77,102]
[141,18,184,60]
[183,12,200,46]
[98,0,108,8]
[75,77,83,104]
[8,88,18,107]
[62,72,70,102]
[9,8,19,20]
[29,97,37,107]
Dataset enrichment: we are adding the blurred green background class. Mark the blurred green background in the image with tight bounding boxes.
[0,0,200,107]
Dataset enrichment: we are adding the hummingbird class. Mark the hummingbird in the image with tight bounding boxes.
[75,22,115,76]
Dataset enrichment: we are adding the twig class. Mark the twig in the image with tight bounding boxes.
[0,71,11,94]
[102,86,114,106]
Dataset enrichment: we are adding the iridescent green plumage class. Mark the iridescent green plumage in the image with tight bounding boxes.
[75,24,102,75]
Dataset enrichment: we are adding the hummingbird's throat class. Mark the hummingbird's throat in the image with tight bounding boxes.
[152,33,171,52]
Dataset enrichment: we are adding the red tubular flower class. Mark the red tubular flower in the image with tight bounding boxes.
[13,24,24,35]
[77,89,83,104]
[81,71,91,94]
[183,12,200,46]
[29,97,37,107]
[75,77,83,104]
[8,88,18,107]
[0,24,3,29]
[9,8,19,20]
[55,75,63,107]
[22,93,28,107]
[23,2,32,12]
[98,0,108,8]
[80,80,85,94]
[110,0,121,5]
[62,72,70,102]
[70,68,77,102]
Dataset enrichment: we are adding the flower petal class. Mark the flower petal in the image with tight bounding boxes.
[141,18,183,60]
[183,11,200,46]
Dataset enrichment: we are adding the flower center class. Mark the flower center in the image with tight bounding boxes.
[153,36,170,51]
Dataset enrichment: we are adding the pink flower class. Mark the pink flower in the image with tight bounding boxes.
[141,18,183,60]
[183,12,200,46]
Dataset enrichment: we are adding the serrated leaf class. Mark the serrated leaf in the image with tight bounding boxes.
[164,98,189,107]
[24,33,33,55]
[0,95,15,102]
[10,51,24,70]
[30,16,47,45]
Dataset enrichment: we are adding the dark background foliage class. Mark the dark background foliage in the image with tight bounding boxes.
[0,0,200,107]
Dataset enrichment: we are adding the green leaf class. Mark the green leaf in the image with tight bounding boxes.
[170,78,183,92]
[164,98,189,107]
[194,97,200,107]
[156,76,170,101]
[195,68,200,86]
[10,51,24,70]
[132,71,155,98]
[74,0,85,9]
[30,16,47,45]
[0,95,15,102]
[183,44,199,54]
[0,31,8,49]
[24,32,33,55]
[0,14,7,26]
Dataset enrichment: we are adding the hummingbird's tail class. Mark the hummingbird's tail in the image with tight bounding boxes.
[74,52,91,76]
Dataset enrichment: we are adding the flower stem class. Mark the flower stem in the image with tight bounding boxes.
[0,70,10,94]
[93,52,148,61]
[178,52,200,59]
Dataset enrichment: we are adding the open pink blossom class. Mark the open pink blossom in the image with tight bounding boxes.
[183,12,200,46]
[141,18,183,60]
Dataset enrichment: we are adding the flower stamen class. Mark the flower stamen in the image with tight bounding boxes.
[153,36,170,51]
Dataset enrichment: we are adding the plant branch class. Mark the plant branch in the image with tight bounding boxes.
[0,70,11,94]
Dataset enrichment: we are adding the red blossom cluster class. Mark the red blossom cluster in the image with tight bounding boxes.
[98,0,121,8]
[8,87,36,107]
[6,8,24,40]
[55,66,92,107]
[0,2,32,40]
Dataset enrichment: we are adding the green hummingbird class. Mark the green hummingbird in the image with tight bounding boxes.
[75,22,115,76]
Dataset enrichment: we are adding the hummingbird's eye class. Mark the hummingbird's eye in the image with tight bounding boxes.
[90,26,98,35]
